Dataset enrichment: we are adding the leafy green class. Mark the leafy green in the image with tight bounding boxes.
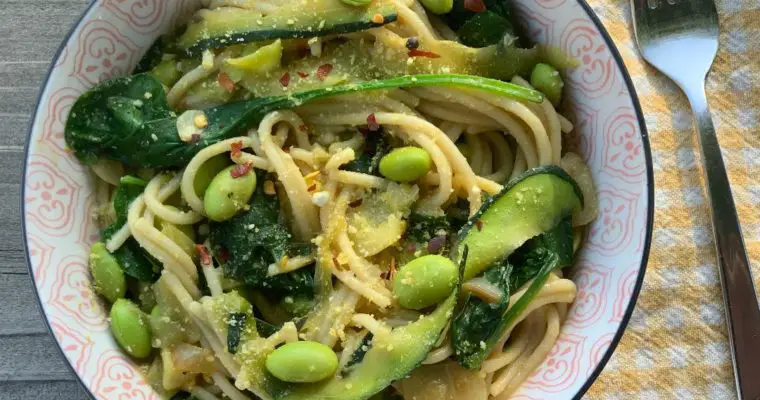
[209,171,314,294]
[254,317,280,337]
[441,0,514,31]
[227,312,248,354]
[452,217,572,369]
[451,260,513,369]
[101,176,159,282]
[341,129,390,175]
[405,213,451,244]
[456,10,515,48]
[64,73,543,169]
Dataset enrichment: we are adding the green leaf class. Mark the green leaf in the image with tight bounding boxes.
[209,171,314,295]
[452,216,572,369]
[100,176,159,282]
[457,10,514,48]
[441,0,513,31]
[133,35,175,74]
[341,129,390,175]
[227,312,248,354]
[65,73,543,169]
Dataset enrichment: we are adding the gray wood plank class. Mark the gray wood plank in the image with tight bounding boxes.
[0,0,92,393]
[0,273,48,335]
[0,381,88,400]
[0,334,79,381]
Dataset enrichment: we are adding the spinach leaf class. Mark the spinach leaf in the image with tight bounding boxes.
[341,129,390,175]
[65,74,542,169]
[227,312,248,354]
[452,217,572,369]
[102,176,160,282]
[405,213,451,244]
[441,0,513,31]
[457,11,514,48]
[451,260,513,369]
[209,172,314,293]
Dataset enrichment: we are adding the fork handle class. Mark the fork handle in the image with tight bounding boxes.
[684,83,760,400]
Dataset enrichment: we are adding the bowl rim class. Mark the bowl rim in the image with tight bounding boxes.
[20,0,654,398]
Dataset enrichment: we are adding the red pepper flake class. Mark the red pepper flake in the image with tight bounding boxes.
[217,247,230,264]
[307,183,317,192]
[279,72,291,87]
[297,71,309,78]
[298,124,308,132]
[348,198,364,208]
[316,64,333,81]
[197,245,212,266]
[217,72,236,93]
[230,140,243,159]
[406,242,416,253]
[427,235,447,254]
[464,0,486,12]
[366,113,380,132]
[230,161,253,179]
[475,219,484,231]
[190,134,201,143]
[408,49,441,59]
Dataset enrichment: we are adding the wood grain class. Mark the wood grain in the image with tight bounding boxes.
[1,0,91,398]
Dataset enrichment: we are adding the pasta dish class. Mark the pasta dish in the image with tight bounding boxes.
[64,0,598,398]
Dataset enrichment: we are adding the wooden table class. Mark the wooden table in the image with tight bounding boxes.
[1,1,91,398]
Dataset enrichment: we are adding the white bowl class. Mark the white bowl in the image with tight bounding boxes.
[21,0,653,398]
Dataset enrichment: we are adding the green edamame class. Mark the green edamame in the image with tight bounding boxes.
[203,165,257,222]
[379,147,433,182]
[89,242,126,304]
[111,299,153,358]
[265,341,338,383]
[340,0,372,6]
[393,254,458,310]
[420,0,453,14]
[194,154,231,196]
[530,63,564,107]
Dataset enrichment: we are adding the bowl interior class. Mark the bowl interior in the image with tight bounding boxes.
[22,1,652,398]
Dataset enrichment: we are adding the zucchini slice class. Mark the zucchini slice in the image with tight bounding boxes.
[178,0,398,55]
[235,293,456,400]
[456,166,583,281]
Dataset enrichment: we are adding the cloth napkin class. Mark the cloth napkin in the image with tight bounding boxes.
[584,0,760,398]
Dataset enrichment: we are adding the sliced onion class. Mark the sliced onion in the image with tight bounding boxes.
[463,277,504,304]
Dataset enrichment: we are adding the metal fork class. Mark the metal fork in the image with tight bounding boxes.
[632,0,760,398]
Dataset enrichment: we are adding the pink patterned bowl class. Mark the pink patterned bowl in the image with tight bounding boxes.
[21,0,653,398]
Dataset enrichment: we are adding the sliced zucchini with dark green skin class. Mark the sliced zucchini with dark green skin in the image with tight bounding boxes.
[456,166,583,281]
[236,293,456,400]
[178,0,398,55]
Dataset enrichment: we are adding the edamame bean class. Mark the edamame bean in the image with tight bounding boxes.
[89,242,126,304]
[379,147,433,182]
[420,0,453,14]
[393,254,458,310]
[203,165,257,221]
[194,154,232,196]
[265,341,338,383]
[530,63,564,107]
[111,299,153,358]
[340,0,372,6]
